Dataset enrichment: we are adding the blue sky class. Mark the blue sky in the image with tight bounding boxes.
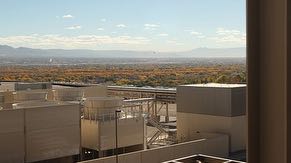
[0,0,246,51]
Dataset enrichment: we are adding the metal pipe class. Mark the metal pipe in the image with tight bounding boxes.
[115,109,121,163]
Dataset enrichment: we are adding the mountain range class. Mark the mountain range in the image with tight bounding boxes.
[0,45,245,58]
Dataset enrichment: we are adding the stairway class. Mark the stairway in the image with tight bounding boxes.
[146,116,167,145]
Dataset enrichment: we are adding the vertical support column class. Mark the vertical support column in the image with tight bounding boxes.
[247,0,290,162]
[151,101,155,116]
[140,104,143,114]
[287,0,291,162]
[130,106,133,114]
[154,101,158,117]
[147,101,150,113]
[165,103,169,123]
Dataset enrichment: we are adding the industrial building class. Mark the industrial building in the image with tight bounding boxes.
[0,82,246,163]
[0,82,151,162]
[176,83,246,153]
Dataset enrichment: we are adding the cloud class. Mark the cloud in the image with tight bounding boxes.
[158,33,169,37]
[185,30,205,38]
[65,25,82,30]
[144,24,160,30]
[63,14,74,19]
[101,18,106,22]
[166,40,184,46]
[116,24,127,28]
[210,28,246,44]
[190,31,202,36]
[216,28,241,35]
[144,24,160,28]
[97,28,104,31]
[0,34,151,49]
[197,35,206,39]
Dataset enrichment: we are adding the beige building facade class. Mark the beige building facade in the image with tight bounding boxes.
[176,83,246,153]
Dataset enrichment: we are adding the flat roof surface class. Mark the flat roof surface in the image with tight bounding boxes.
[12,101,77,109]
[180,83,246,88]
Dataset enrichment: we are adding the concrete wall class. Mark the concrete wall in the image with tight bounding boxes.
[177,112,246,152]
[0,109,25,163]
[231,87,246,116]
[79,133,229,163]
[177,86,245,116]
[176,85,246,153]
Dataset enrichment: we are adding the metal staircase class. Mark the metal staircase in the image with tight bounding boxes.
[146,116,167,145]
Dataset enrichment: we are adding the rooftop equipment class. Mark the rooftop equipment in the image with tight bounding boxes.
[81,97,144,154]
[0,101,80,162]
[15,82,52,91]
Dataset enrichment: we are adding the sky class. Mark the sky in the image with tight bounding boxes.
[0,0,246,52]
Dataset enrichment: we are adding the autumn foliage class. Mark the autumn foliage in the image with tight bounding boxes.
[0,64,246,87]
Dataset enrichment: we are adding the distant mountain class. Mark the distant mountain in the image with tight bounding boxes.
[0,45,245,58]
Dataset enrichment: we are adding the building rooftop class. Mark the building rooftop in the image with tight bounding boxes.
[12,101,76,109]
[180,83,246,88]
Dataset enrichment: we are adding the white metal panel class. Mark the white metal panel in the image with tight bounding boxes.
[84,97,122,116]
[83,86,107,98]
[24,103,80,162]
[99,117,144,150]
[15,82,52,91]
[81,117,144,151]
[54,88,84,101]
[14,91,47,102]
[81,119,99,150]
[26,126,80,162]
[24,104,80,131]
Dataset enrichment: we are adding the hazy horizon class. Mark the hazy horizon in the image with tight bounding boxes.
[0,44,246,58]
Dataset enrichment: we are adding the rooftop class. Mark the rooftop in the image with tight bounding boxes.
[11,101,76,109]
[180,83,246,88]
